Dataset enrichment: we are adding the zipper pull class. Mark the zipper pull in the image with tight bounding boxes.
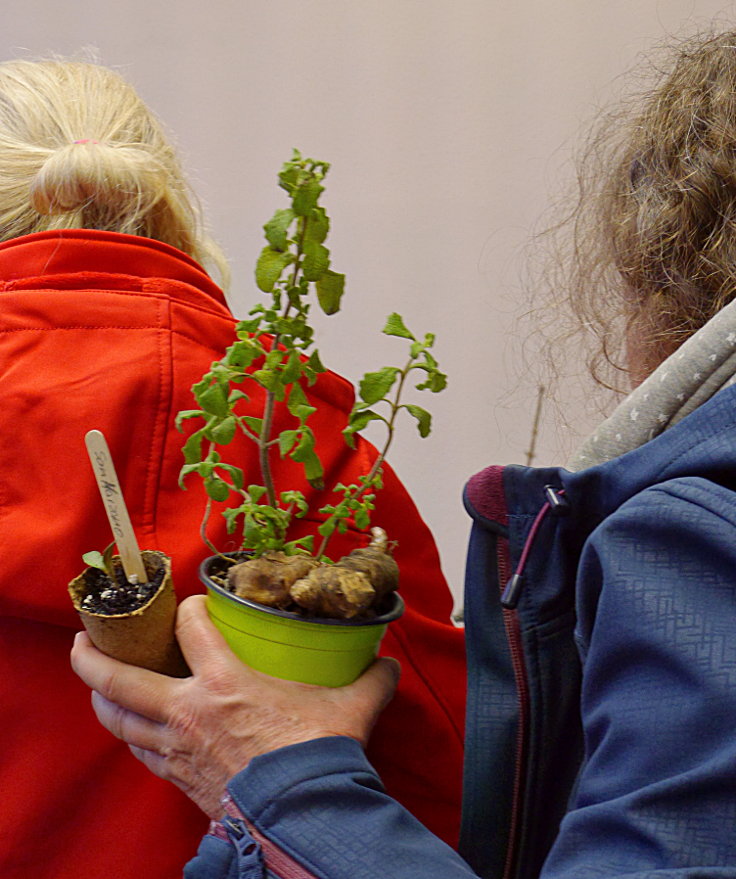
[544,485,569,516]
[501,573,524,609]
[223,816,265,878]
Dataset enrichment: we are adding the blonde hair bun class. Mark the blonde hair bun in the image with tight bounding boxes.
[0,58,228,288]
[31,142,168,228]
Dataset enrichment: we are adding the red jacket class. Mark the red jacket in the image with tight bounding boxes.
[0,230,466,878]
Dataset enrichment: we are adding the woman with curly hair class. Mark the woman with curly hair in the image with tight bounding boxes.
[73,28,736,879]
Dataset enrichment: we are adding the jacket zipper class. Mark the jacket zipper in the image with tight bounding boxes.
[496,532,529,879]
[217,796,323,879]
[497,485,568,879]
[242,817,322,879]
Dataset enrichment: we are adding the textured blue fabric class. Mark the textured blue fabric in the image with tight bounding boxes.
[541,478,736,877]
[229,737,472,878]
[190,384,736,879]
[185,834,238,878]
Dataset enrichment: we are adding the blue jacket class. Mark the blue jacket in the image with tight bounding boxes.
[185,383,736,879]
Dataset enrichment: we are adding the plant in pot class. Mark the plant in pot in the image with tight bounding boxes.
[68,430,189,677]
[179,150,447,687]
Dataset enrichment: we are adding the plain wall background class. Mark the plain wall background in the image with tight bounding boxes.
[7,0,736,607]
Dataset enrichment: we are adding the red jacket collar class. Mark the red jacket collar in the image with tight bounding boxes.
[0,229,229,311]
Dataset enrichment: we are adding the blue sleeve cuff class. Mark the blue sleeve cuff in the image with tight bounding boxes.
[227,735,383,817]
[225,736,474,879]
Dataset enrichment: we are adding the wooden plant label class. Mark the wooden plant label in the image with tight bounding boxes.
[85,430,148,585]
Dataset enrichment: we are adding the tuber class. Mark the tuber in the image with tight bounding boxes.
[289,566,375,619]
[227,552,318,608]
[290,527,399,619]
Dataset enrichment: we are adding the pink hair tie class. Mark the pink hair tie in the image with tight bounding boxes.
[73,139,99,145]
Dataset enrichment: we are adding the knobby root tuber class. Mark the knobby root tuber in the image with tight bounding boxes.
[225,528,399,620]
[289,566,375,619]
[227,552,319,608]
[290,527,400,619]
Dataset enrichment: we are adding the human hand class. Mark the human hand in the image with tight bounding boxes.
[70,593,400,818]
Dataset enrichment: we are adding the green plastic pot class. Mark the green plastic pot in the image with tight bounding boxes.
[199,554,404,687]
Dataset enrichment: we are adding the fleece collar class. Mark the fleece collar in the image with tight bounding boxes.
[568,297,736,471]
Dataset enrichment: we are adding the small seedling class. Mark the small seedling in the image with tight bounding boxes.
[82,541,116,580]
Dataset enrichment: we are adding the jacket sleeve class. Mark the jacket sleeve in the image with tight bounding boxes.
[185,737,479,879]
[542,477,736,878]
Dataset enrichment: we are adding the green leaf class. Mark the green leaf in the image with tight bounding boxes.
[235,317,262,336]
[263,208,295,251]
[278,162,301,195]
[192,374,212,396]
[197,384,229,418]
[342,410,383,448]
[283,535,315,554]
[243,514,262,547]
[291,433,324,485]
[315,270,345,315]
[228,389,249,405]
[359,367,399,405]
[307,350,326,375]
[416,369,448,393]
[178,462,202,487]
[210,415,236,445]
[225,341,261,371]
[304,206,329,243]
[318,518,337,539]
[82,550,107,572]
[216,464,244,491]
[255,246,293,293]
[347,409,383,431]
[251,368,284,397]
[292,179,324,216]
[278,429,299,456]
[175,409,204,431]
[281,490,309,515]
[241,416,263,433]
[205,476,230,502]
[354,508,371,530]
[281,350,304,385]
[293,404,318,422]
[301,239,330,282]
[383,312,415,340]
[405,404,432,437]
[265,348,285,369]
[248,485,268,502]
[290,429,315,462]
[182,429,205,465]
[287,383,309,416]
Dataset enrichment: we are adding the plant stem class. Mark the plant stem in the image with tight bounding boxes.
[256,217,308,511]
[315,358,410,560]
[200,496,227,559]
[259,390,278,507]
[524,385,545,467]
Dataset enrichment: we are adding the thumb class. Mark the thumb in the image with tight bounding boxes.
[175,594,238,674]
[341,657,401,739]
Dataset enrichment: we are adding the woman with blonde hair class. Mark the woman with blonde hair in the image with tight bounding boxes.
[0,59,466,878]
[74,28,736,879]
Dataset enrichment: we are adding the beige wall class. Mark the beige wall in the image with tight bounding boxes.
[7,0,736,605]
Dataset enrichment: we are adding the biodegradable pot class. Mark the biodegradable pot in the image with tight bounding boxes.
[68,550,189,677]
[199,554,404,687]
